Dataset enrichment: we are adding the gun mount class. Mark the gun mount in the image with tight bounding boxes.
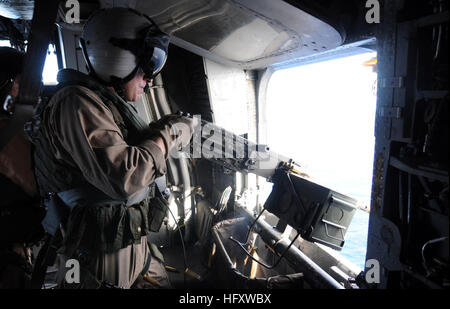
[182,115,358,256]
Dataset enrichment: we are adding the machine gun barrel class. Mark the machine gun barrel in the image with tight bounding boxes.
[183,114,305,180]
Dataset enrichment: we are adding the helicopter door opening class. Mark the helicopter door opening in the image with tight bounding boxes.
[264,51,378,270]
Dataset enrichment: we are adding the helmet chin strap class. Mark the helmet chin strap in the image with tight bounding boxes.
[144,82,150,94]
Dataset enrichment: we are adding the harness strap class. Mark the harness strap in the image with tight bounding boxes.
[41,184,153,236]
[140,250,152,277]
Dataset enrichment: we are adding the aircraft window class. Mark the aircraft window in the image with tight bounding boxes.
[42,44,59,85]
[265,51,377,270]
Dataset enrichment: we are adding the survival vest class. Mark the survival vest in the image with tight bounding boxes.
[27,69,167,258]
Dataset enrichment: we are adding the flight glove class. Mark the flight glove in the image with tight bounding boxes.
[147,114,198,157]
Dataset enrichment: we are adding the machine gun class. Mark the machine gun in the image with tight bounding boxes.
[180,114,358,260]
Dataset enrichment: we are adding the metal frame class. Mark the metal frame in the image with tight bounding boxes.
[228,207,301,270]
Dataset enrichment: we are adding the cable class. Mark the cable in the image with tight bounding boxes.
[164,201,188,287]
[422,236,448,262]
[433,0,443,60]
[421,236,448,274]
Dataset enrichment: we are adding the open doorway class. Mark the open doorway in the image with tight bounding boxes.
[264,51,377,270]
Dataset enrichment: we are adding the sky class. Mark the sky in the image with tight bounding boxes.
[264,52,377,268]
[42,44,59,85]
[266,51,378,207]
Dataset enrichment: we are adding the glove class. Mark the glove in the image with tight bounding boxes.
[147,114,198,157]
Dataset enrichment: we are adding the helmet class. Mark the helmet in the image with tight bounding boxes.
[80,8,169,86]
[1,47,24,117]
[0,47,24,90]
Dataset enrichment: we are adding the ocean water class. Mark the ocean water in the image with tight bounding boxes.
[339,209,370,270]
